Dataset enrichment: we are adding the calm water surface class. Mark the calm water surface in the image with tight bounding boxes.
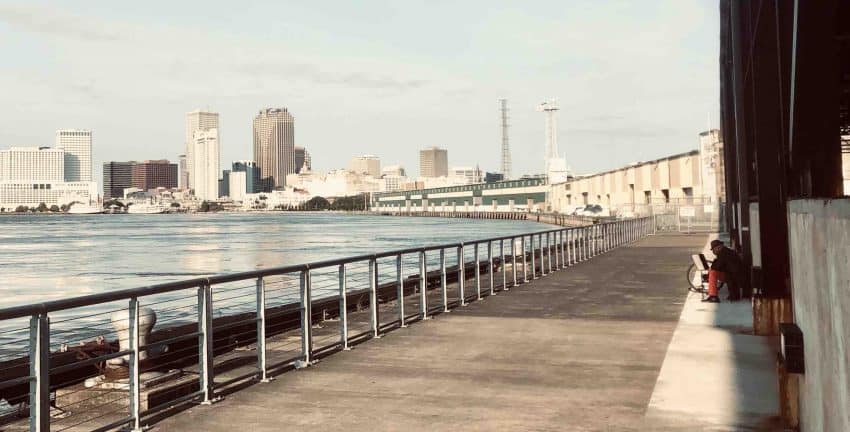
[0,213,549,309]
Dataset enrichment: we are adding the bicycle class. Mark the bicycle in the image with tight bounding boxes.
[686,262,708,294]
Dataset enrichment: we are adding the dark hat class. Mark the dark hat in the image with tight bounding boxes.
[710,240,724,248]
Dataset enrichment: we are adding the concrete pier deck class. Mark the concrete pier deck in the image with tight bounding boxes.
[155,235,777,431]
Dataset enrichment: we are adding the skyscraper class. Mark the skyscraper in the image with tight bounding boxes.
[103,161,136,199]
[253,108,294,191]
[56,129,92,182]
[191,129,220,200]
[419,147,448,178]
[185,110,219,189]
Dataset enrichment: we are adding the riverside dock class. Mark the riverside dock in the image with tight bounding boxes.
[156,234,780,431]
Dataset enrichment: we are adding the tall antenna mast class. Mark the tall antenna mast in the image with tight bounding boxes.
[499,99,511,180]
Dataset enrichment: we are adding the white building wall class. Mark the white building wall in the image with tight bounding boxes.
[55,129,92,182]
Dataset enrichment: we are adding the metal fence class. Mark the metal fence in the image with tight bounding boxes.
[0,217,651,432]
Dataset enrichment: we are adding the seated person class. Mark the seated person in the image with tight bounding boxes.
[703,239,742,303]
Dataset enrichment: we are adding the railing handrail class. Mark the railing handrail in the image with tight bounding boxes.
[0,217,645,321]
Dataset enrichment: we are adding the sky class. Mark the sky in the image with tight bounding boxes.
[0,0,719,188]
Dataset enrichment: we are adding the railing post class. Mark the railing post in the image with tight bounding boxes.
[558,229,567,269]
[474,242,481,300]
[521,235,528,283]
[530,234,537,279]
[128,297,142,431]
[440,249,449,312]
[500,239,506,291]
[299,268,314,365]
[29,313,49,432]
[255,277,272,381]
[544,232,551,274]
[396,254,406,328]
[458,244,467,306]
[338,264,350,350]
[369,257,380,338]
[419,250,428,319]
[487,241,494,295]
[198,282,216,403]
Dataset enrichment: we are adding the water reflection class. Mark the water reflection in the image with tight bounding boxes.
[0,213,549,309]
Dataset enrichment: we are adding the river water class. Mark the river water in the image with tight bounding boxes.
[0,213,548,310]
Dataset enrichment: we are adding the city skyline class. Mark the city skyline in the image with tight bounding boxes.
[0,1,720,190]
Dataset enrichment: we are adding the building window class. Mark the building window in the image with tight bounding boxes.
[644,190,651,203]
[662,189,670,203]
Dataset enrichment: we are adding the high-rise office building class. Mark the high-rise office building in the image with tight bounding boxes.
[419,147,448,178]
[185,110,219,189]
[103,161,136,199]
[232,160,260,193]
[253,108,295,191]
[191,129,220,200]
[0,147,65,181]
[178,154,188,190]
[56,129,92,182]
[349,155,381,177]
[131,160,178,191]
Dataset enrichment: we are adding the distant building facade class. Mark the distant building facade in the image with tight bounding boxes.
[232,160,260,193]
[451,166,483,184]
[191,128,220,200]
[132,160,177,191]
[253,108,295,191]
[103,161,136,200]
[419,147,448,177]
[0,147,64,181]
[294,146,311,173]
[185,110,219,189]
[349,155,381,177]
[55,129,92,182]
[698,129,725,201]
[178,154,188,190]
[382,165,406,177]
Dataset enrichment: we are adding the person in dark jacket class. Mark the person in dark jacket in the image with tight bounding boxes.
[703,239,742,302]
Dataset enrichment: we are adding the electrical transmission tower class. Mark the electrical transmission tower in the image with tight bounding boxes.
[499,99,511,179]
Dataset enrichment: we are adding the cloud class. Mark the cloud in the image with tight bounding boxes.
[235,62,430,92]
[0,4,121,41]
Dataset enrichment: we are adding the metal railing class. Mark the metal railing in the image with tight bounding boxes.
[0,217,652,432]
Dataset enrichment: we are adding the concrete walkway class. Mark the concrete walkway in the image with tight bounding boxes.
[155,235,774,431]
[645,239,782,431]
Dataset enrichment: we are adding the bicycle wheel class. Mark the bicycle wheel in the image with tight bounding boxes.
[686,263,703,292]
